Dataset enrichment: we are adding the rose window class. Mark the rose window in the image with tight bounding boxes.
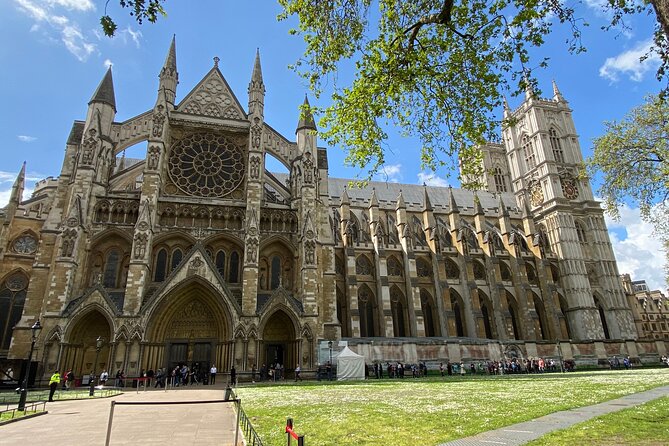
[168,133,245,197]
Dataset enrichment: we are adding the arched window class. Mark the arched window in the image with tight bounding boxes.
[473,260,486,281]
[337,287,350,337]
[494,166,508,192]
[522,134,537,170]
[0,273,28,350]
[387,256,403,277]
[355,255,373,276]
[500,262,512,282]
[103,249,120,288]
[358,286,377,337]
[271,255,282,289]
[421,290,439,337]
[550,128,564,163]
[595,297,610,339]
[416,258,432,278]
[170,248,183,272]
[229,251,240,283]
[507,292,522,340]
[445,258,460,279]
[154,248,168,282]
[390,287,408,337]
[575,221,587,244]
[451,292,465,337]
[481,302,493,339]
[215,250,226,277]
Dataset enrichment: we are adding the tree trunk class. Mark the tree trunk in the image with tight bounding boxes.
[651,0,669,41]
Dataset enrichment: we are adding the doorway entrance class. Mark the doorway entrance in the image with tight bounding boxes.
[265,344,285,367]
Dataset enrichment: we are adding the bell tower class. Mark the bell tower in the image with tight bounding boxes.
[502,81,636,340]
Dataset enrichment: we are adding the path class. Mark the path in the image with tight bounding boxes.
[439,384,669,446]
[1,385,240,446]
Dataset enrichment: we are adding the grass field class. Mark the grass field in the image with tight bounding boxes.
[235,368,669,446]
[526,396,669,446]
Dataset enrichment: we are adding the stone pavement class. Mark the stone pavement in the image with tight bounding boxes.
[1,385,241,446]
[439,384,669,446]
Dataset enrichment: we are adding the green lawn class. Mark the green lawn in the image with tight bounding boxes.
[234,369,669,446]
[527,396,669,446]
[0,407,44,422]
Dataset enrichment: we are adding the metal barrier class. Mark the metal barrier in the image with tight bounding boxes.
[227,387,264,446]
[285,417,305,446]
[0,400,46,421]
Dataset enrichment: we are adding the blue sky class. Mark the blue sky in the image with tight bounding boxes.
[0,0,666,292]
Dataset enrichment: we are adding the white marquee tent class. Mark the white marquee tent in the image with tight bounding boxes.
[336,346,365,381]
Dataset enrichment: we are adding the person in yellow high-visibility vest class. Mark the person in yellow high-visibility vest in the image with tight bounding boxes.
[48,370,61,402]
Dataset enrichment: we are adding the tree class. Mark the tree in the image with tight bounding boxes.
[102,1,669,185]
[590,95,669,286]
[101,0,166,37]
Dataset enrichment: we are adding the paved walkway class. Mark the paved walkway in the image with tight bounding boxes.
[1,385,241,446]
[439,384,669,446]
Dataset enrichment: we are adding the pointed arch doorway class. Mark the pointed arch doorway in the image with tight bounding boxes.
[146,279,233,377]
[261,310,297,369]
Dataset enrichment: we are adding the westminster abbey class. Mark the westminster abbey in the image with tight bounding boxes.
[2,38,663,381]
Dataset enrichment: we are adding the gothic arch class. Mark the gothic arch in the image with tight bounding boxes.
[145,276,236,341]
[62,307,114,377]
[449,288,467,337]
[336,285,351,337]
[477,290,496,339]
[390,285,409,337]
[65,304,117,342]
[259,307,300,369]
[358,284,379,337]
[420,289,440,337]
[529,291,550,340]
[593,294,611,340]
[503,290,523,340]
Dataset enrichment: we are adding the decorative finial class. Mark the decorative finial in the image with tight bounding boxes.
[213,56,220,67]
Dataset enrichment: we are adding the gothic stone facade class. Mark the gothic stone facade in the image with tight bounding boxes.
[1,39,646,380]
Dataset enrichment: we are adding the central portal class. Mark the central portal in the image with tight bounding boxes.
[262,310,297,369]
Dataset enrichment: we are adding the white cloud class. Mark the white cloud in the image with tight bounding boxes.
[14,0,98,61]
[417,172,450,188]
[599,39,660,83]
[17,135,37,142]
[374,164,402,183]
[605,203,668,292]
[120,26,143,48]
[103,58,113,69]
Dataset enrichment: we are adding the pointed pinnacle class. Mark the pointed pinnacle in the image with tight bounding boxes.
[89,66,116,112]
[474,193,484,215]
[396,190,406,210]
[251,48,263,84]
[423,186,433,211]
[9,162,26,205]
[369,188,379,208]
[498,195,509,217]
[296,95,317,132]
[340,187,350,206]
[448,186,459,213]
[163,35,177,73]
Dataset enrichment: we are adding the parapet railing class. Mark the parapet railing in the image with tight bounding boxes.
[0,400,46,421]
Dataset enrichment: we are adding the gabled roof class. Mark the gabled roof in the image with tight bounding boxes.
[176,65,247,120]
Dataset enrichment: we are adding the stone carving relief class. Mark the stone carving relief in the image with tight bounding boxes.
[246,237,258,263]
[167,300,217,339]
[147,145,161,171]
[180,75,243,120]
[133,232,148,259]
[80,128,99,165]
[304,240,316,265]
[250,118,262,149]
[152,105,166,138]
[60,228,78,257]
[250,155,261,180]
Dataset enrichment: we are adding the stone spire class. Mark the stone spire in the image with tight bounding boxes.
[8,162,26,207]
[369,188,379,209]
[89,66,116,112]
[503,96,510,119]
[474,193,484,215]
[498,195,509,217]
[552,79,565,102]
[447,186,459,214]
[159,35,178,106]
[248,48,265,117]
[422,185,433,212]
[250,48,264,89]
[523,75,534,101]
[296,95,317,133]
[395,189,406,210]
[340,187,350,206]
